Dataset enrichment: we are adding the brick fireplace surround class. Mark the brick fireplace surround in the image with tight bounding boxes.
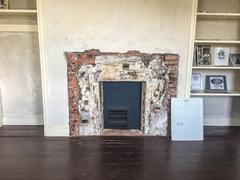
[65,50,179,136]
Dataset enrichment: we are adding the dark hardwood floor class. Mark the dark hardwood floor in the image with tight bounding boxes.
[0,126,240,180]
[0,125,44,137]
[205,126,240,137]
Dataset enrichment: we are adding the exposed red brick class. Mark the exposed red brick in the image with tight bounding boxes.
[68,89,73,98]
[67,72,76,77]
[124,50,142,56]
[164,54,179,60]
[66,53,79,61]
[68,77,79,88]
[79,57,95,65]
[84,49,100,56]
[69,113,74,121]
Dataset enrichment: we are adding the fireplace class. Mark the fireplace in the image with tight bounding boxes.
[102,81,142,130]
[65,50,179,136]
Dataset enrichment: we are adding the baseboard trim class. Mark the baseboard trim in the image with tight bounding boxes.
[204,117,240,126]
[3,114,44,125]
[0,116,3,127]
[44,125,69,137]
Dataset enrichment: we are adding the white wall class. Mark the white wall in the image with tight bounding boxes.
[41,0,194,136]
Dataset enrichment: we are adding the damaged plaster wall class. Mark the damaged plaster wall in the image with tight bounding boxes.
[0,32,43,125]
[76,54,170,136]
[42,0,193,136]
[0,89,2,126]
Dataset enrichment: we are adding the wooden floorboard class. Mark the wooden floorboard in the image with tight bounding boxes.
[1,126,240,137]
[0,126,44,137]
[0,126,240,180]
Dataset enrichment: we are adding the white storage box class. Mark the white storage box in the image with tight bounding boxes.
[171,98,203,141]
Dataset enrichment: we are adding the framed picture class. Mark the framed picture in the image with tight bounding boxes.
[214,47,230,66]
[0,0,8,9]
[205,75,227,92]
[196,45,212,66]
[191,73,202,92]
[230,54,240,67]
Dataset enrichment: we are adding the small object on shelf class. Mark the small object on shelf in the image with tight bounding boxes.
[191,73,202,92]
[0,0,8,9]
[214,47,230,66]
[230,54,240,67]
[196,45,212,66]
[205,75,227,93]
[193,46,197,66]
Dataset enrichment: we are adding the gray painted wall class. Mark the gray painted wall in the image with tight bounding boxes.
[0,89,3,126]
[0,32,43,125]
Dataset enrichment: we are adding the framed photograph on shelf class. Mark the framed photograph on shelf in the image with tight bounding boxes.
[230,54,240,67]
[205,75,227,93]
[0,0,8,9]
[214,47,230,66]
[196,45,212,66]
[191,73,202,92]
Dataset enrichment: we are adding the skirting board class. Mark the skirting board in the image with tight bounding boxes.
[204,116,240,126]
[44,125,69,137]
[0,115,3,127]
[3,114,44,125]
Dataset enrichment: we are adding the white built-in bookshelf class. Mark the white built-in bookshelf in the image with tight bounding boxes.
[0,1,37,32]
[189,0,240,126]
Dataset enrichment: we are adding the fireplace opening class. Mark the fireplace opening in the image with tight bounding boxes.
[102,82,142,130]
